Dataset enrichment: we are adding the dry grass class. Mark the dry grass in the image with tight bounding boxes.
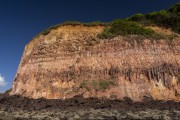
[146,26,174,35]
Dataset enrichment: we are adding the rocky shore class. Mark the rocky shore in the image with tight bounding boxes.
[0,94,180,120]
[1,108,180,120]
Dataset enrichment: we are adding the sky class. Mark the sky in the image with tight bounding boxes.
[0,0,179,92]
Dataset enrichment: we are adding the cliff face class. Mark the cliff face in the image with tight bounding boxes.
[11,25,180,101]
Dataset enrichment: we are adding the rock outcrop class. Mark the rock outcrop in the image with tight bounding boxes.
[11,25,180,101]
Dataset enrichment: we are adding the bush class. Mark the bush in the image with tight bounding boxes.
[79,80,116,91]
[173,22,180,33]
[145,8,180,33]
[98,80,116,91]
[110,19,155,35]
[145,10,172,27]
[99,81,110,90]
[168,2,180,13]
[127,1,180,34]
[98,19,157,39]
[97,28,115,39]
[128,13,145,21]
[79,81,87,88]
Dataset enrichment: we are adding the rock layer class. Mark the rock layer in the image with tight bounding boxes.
[11,25,180,101]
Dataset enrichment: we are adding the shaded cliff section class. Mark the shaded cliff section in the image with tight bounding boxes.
[11,25,180,101]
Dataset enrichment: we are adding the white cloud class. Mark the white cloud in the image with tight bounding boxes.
[0,74,7,87]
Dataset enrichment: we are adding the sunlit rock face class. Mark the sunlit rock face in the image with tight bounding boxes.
[11,25,180,101]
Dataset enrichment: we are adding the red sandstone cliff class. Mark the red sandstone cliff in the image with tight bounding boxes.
[11,25,180,101]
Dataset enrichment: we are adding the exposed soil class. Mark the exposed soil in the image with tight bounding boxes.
[0,94,180,119]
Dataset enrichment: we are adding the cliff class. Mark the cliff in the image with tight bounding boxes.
[10,23,180,101]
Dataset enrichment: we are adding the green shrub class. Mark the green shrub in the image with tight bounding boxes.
[173,22,180,33]
[145,10,172,28]
[127,1,180,34]
[99,81,110,90]
[79,80,116,91]
[128,13,145,21]
[98,80,116,91]
[79,81,87,88]
[144,8,180,33]
[99,19,157,39]
[92,80,98,90]
[97,28,115,39]
[110,19,155,35]
[168,1,180,13]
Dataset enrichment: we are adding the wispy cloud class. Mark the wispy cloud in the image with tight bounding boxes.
[0,74,7,87]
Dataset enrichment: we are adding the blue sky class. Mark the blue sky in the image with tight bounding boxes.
[0,0,179,92]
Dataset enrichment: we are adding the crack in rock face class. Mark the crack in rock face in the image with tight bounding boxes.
[11,25,180,101]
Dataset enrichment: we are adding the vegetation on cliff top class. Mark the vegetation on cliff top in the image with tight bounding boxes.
[98,19,163,39]
[35,1,179,39]
[128,1,180,33]
[99,1,180,39]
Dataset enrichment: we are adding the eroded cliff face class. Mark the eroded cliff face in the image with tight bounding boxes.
[11,25,180,101]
